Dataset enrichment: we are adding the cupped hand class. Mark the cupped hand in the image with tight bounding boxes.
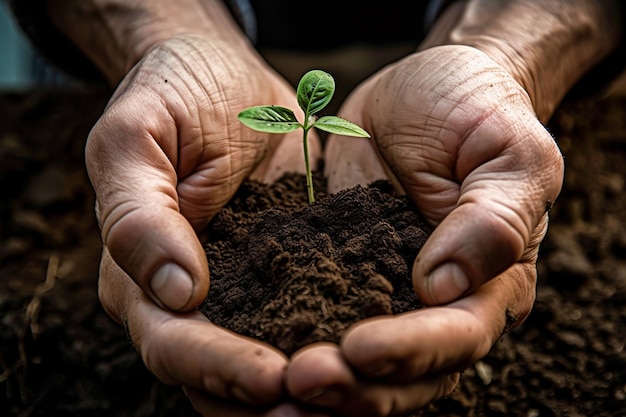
[99,248,288,408]
[89,34,319,313]
[100,248,330,416]
[287,45,563,415]
[90,34,320,409]
[326,45,563,304]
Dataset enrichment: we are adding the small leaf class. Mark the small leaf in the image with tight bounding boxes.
[238,105,301,133]
[297,70,335,116]
[314,116,371,138]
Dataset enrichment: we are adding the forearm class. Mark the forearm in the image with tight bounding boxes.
[46,0,252,85]
[420,0,623,122]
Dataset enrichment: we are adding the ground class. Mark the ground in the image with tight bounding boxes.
[0,86,625,417]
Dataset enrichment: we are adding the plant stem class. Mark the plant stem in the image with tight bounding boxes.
[302,127,315,204]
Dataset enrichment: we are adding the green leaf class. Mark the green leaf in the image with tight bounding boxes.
[237,105,301,133]
[314,116,371,138]
[297,70,335,116]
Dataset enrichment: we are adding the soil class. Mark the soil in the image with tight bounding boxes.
[199,175,428,355]
[1,86,625,417]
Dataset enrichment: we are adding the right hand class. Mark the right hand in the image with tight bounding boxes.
[89,34,320,410]
[288,45,564,416]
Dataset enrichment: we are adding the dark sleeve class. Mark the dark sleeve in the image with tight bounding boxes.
[6,0,253,84]
[566,2,626,98]
[426,0,626,98]
[8,0,105,83]
[423,0,459,34]
[248,0,432,50]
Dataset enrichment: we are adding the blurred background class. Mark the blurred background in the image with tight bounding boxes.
[0,1,69,89]
[0,1,35,89]
[3,0,624,96]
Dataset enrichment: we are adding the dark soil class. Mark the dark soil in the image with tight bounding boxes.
[1,87,625,417]
[200,176,428,355]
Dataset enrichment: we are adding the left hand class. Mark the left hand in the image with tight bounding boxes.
[92,34,322,416]
[285,45,563,416]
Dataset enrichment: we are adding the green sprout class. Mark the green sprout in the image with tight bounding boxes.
[237,69,371,204]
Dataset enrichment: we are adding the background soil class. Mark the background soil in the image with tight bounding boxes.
[0,86,625,417]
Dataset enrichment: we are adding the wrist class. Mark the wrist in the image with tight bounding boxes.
[47,0,252,85]
[420,0,623,122]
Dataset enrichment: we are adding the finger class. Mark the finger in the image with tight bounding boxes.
[413,190,551,306]
[286,343,458,417]
[251,129,322,185]
[98,248,288,406]
[87,39,276,311]
[364,47,563,304]
[322,79,396,195]
[404,113,560,304]
[340,261,536,382]
[87,94,214,311]
[403,109,560,305]
[324,135,389,194]
[184,387,330,417]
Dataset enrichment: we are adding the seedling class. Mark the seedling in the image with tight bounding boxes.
[238,69,371,204]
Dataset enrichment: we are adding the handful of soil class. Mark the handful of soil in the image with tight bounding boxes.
[199,174,431,355]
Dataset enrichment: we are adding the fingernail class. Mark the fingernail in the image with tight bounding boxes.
[298,387,343,407]
[427,263,470,304]
[151,263,194,310]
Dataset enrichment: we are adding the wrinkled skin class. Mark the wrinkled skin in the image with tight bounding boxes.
[93,37,563,416]
[288,45,563,417]
[93,35,320,410]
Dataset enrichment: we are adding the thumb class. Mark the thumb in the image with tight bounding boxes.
[87,108,209,312]
[411,117,563,305]
[100,201,209,312]
[413,202,544,306]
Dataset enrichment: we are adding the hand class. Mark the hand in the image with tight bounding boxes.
[286,45,563,416]
[89,34,320,311]
[90,34,320,409]
[100,248,331,417]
